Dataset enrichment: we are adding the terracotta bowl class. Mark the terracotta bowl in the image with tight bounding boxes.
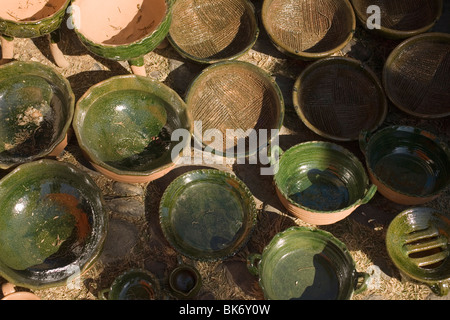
[383,33,450,119]
[168,0,259,64]
[261,0,355,59]
[350,0,443,39]
[185,61,284,158]
[248,226,369,299]
[1,283,40,300]
[159,169,257,261]
[71,0,172,74]
[0,159,107,290]
[73,75,191,183]
[360,126,450,205]
[386,207,450,296]
[274,141,377,225]
[0,61,74,170]
[293,57,387,141]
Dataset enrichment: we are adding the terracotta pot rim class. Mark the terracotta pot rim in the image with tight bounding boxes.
[0,0,71,24]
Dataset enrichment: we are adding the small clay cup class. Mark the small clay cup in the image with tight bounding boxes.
[169,257,202,299]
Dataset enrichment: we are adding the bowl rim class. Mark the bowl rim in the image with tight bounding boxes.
[0,61,75,170]
[293,56,388,141]
[167,0,260,64]
[73,74,192,178]
[0,0,71,25]
[261,0,356,59]
[382,32,450,119]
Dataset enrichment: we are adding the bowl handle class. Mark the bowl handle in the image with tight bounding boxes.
[247,253,262,276]
[429,281,449,296]
[360,184,377,205]
[353,272,370,295]
[358,130,371,155]
[97,288,110,300]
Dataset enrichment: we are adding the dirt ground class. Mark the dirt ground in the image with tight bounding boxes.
[0,1,449,300]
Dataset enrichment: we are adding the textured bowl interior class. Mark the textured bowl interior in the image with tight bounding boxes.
[383,33,450,118]
[108,269,161,300]
[0,0,67,22]
[294,57,387,141]
[168,0,258,62]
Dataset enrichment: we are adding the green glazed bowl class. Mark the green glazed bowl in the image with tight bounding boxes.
[73,74,191,183]
[99,269,162,300]
[274,141,377,225]
[0,0,70,38]
[159,169,257,261]
[386,207,450,296]
[0,159,107,290]
[248,226,369,300]
[360,126,450,205]
[0,61,75,170]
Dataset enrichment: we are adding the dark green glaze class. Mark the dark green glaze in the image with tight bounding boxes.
[248,226,369,300]
[0,61,75,170]
[0,1,70,38]
[99,269,161,300]
[169,259,202,299]
[159,169,257,261]
[386,207,450,296]
[0,159,107,289]
[274,141,375,213]
[73,75,191,177]
[71,0,172,62]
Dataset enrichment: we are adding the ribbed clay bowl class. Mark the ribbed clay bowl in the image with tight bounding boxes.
[351,0,443,39]
[0,0,70,38]
[0,61,75,170]
[71,0,172,61]
[261,0,355,59]
[168,0,259,64]
[293,57,387,141]
[0,159,107,290]
[185,61,284,157]
[73,75,191,183]
[383,33,450,119]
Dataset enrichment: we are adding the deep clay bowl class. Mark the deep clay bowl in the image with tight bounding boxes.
[248,226,369,300]
[350,0,443,39]
[0,159,107,290]
[360,126,450,205]
[73,75,191,183]
[383,33,450,119]
[261,0,356,59]
[168,0,259,64]
[386,207,450,296]
[185,61,284,158]
[159,169,257,261]
[293,57,387,141]
[274,141,377,225]
[0,61,75,170]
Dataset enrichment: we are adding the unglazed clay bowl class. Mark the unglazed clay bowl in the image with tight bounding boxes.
[350,0,443,39]
[248,226,369,300]
[0,159,107,290]
[261,0,356,59]
[274,141,377,225]
[73,75,191,183]
[168,0,259,64]
[0,61,75,170]
[360,126,450,205]
[386,207,450,296]
[159,169,257,261]
[1,283,40,300]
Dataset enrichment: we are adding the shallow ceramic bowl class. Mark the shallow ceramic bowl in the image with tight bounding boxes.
[274,141,377,225]
[360,126,450,205]
[168,0,259,64]
[383,33,450,119]
[351,0,443,39]
[159,169,257,261]
[71,0,172,62]
[0,61,75,170]
[0,0,70,38]
[386,207,450,296]
[261,0,355,59]
[185,61,284,158]
[0,159,107,290]
[73,75,191,183]
[248,226,369,300]
[293,57,387,141]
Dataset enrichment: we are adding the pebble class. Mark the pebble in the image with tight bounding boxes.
[100,218,140,264]
[106,197,145,219]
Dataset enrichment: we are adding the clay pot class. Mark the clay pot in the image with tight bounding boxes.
[168,257,202,299]
[1,283,40,300]
[360,126,450,205]
[274,141,377,225]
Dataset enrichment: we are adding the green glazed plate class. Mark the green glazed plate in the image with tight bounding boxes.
[159,169,257,261]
